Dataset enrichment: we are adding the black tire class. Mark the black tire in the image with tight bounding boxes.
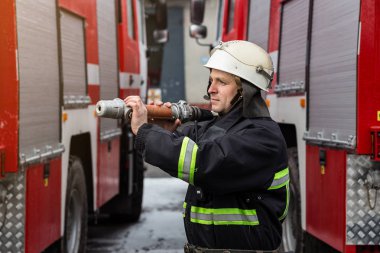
[281,148,303,253]
[62,156,88,253]
[125,149,144,221]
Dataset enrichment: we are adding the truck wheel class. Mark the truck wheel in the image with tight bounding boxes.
[62,157,88,253]
[281,148,303,253]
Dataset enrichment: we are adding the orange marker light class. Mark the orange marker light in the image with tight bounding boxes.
[62,112,68,122]
[265,99,270,107]
[300,98,306,108]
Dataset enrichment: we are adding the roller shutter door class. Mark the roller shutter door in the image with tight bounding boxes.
[97,0,119,134]
[308,0,360,146]
[60,10,87,97]
[247,0,270,51]
[278,0,309,87]
[16,0,60,155]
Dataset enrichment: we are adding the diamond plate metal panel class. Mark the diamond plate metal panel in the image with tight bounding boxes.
[0,172,25,252]
[347,155,380,245]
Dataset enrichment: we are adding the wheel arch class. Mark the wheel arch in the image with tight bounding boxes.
[69,133,94,213]
[278,122,298,149]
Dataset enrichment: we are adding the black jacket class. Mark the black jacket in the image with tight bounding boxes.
[135,104,288,250]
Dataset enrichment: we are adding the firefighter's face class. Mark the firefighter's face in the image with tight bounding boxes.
[208,69,239,114]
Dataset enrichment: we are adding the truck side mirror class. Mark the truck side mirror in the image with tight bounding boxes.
[190,0,205,25]
[189,24,207,39]
[154,0,169,44]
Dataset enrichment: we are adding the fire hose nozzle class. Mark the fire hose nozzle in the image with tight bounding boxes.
[96,98,217,123]
[96,98,131,119]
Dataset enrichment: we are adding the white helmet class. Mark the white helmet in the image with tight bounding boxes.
[204,40,274,91]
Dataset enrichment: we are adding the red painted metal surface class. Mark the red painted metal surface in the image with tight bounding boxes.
[268,0,281,53]
[222,0,249,41]
[306,145,346,252]
[0,0,18,174]
[25,159,61,253]
[59,0,98,65]
[119,0,140,73]
[267,0,281,93]
[120,88,140,99]
[357,0,380,155]
[88,85,100,105]
[97,138,120,207]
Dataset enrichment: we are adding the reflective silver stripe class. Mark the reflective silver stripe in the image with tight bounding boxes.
[268,168,290,190]
[191,212,258,223]
[269,174,289,189]
[189,207,259,226]
[182,139,195,183]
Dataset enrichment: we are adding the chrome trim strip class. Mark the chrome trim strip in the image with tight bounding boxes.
[63,95,91,109]
[19,144,65,166]
[303,131,356,149]
[100,128,122,142]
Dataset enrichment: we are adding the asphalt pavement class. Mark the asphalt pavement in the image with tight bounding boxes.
[86,163,188,253]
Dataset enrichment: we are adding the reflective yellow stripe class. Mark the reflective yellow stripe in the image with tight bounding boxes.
[189,144,198,185]
[279,182,289,220]
[183,202,187,218]
[178,137,190,180]
[190,206,259,226]
[178,137,198,184]
[268,167,289,190]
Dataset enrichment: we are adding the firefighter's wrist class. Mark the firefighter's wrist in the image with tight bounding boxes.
[134,123,153,151]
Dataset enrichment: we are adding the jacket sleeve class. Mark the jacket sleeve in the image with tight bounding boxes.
[135,122,287,194]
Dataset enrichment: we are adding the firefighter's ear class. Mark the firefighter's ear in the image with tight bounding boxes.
[203,79,211,100]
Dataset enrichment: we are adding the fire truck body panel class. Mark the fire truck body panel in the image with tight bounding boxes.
[15,1,62,251]
[61,108,98,213]
[136,0,148,101]
[306,146,347,252]
[247,0,270,52]
[357,0,380,155]
[97,0,121,208]
[222,0,248,41]
[119,0,140,75]
[26,159,62,253]
[0,0,18,175]
[0,0,149,251]
[307,0,359,149]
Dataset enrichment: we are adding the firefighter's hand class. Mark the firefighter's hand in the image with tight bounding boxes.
[150,100,181,132]
[124,96,148,135]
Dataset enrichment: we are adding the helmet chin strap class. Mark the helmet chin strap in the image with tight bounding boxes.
[241,80,270,118]
[230,88,243,106]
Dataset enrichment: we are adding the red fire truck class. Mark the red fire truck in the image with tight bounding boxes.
[0,0,166,252]
[190,0,380,252]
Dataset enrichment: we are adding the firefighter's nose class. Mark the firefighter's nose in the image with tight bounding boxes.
[208,81,217,94]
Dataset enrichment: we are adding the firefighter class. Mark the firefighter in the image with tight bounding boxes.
[125,40,288,253]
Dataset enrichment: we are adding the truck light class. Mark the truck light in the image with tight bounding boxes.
[300,98,306,108]
[265,99,270,107]
[62,112,68,122]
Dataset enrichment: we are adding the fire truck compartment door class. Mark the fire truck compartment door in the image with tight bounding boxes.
[60,10,87,97]
[247,0,271,52]
[278,0,310,90]
[16,0,60,156]
[97,0,119,135]
[308,0,360,148]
